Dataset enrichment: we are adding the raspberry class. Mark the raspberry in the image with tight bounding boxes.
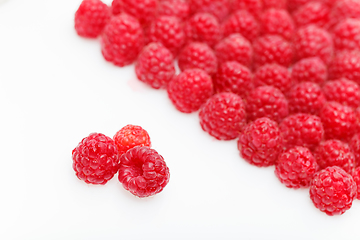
[184,13,221,47]
[275,147,319,189]
[350,134,360,167]
[199,92,246,140]
[178,42,218,76]
[323,78,360,109]
[232,0,262,19]
[116,0,157,26]
[253,64,292,93]
[291,57,327,85]
[188,0,231,22]
[111,0,122,15]
[252,35,293,70]
[213,61,253,98]
[214,34,252,68]
[293,25,334,65]
[74,0,111,38]
[238,117,283,167]
[352,167,360,199]
[113,125,151,156]
[329,51,360,85]
[100,14,144,67]
[314,140,355,174]
[330,0,360,29]
[263,0,286,10]
[118,146,170,198]
[260,9,295,41]
[287,82,326,115]
[319,101,356,141]
[72,133,120,185]
[147,16,185,57]
[333,19,360,53]
[246,86,289,123]
[167,69,213,113]
[310,166,357,216]
[292,2,331,29]
[221,10,259,42]
[158,0,190,22]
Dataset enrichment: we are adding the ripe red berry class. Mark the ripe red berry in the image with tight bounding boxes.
[167,69,213,113]
[188,0,231,22]
[292,2,331,29]
[100,14,144,67]
[310,166,357,216]
[323,78,360,109]
[74,0,111,38]
[275,147,318,189]
[113,125,151,156]
[253,64,292,93]
[291,57,327,85]
[238,117,283,167]
[260,9,295,41]
[199,92,246,140]
[232,0,262,19]
[333,19,360,53]
[178,42,218,76]
[72,133,120,185]
[352,167,360,199]
[330,0,360,29]
[246,86,289,123]
[350,133,360,167]
[118,146,170,198]
[117,0,157,26]
[158,0,190,22]
[329,51,360,85]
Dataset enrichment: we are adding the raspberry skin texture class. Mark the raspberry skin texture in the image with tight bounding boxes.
[113,125,151,156]
[184,13,221,48]
[167,69,214,113]
[329,51,360,85]
[232,0,263,19]
[252,35,293,69]
[199,92,246,140]
[158,0,190,22]
[330,0,360,29]
[72,133,120,185]
[100,14,144,67]
[333,19,360,53]
[279,113,324,151]
[221,10,259,42]
[135,42,175,89]
[253,64,292,94]
[213,61,253,99]
[74,0,111,38]
[214,34,252,68]
[352,167,360,199]
[287,0,335,12]
[350,134,360,167]
[118,146,170,198]
[275,147,319,189]
[118,0,157,26]
[147,16,185,57]
[292,2,331,29]
[291,57,327,85]
[238,117,283,167]
[246,86,289,123]
[260,9,295,42]
[111,0,122,15]
[293,25,334,65]
[323,78,360,109]
[287,82,326,116]
[178,42,218,76]
[263,0,286,10]
[188,0,231,23]
[309,166,357,216]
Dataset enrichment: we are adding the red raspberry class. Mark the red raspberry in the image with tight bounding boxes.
[74,0,111,38]
[188,0,231,22]
[199,92,246,140]
[291,57,327,85]
[350,134,360,167]
[221,10,259,42]
[238,117,283,167]
[292,2,331,29]
[329,51,360,85]
[158,0,190,22]
[319,101,356,141]
[310,166,357,216]
[293,25,334,65]
[213,61,253,98]
[330,0,360,29]
[232,0,262,19]
[287,82,326,115]
[167,69,213,113]
[253,64,292,93]
[113,125,151,156]
[118,146,170,198]
[333,19,360,53]
[252,35,293,69]
[260,9,295,41]
[100,14,144,67]
[72,133,120,185]
[280,113,324,150]
[114,0,157,26]
[184,13,221,47]
[135,43,175,89]
[323,78,360,109]
[147,16,185,57]
[275,147,319,189]
[178,42,218,76]
[246,86,289,123]
[111,0,122,15]
[214,34,252,68]
[352,167,360,199]
[263,0,286,10]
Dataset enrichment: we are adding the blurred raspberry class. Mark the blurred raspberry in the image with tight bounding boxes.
[263,0,286,10]
[158,0,190,21]
[352,167,360,199]
[113,125,151,156]
[292,2,331,29]
[232,0,263,19]
[259,9,294,41]
[118,0,157,26]
[350,134,360,167]
[287,0,335,12]
[330,0,360,29]
[111,0,122,15]
[253,64,292,93]
[333,19,360,53]
[323,78,360,109]
[329,51,360,85]
[188,0,231,22]
[291,57,327,85]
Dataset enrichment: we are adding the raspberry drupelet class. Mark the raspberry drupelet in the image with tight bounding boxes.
[238,117,283,167]
[333,19,360,53]
[329,51,360,85]
[158,0,190,22]
[72,133,120,185]
[349,133,360,167]
[275,147,318,189]
[323,78,360,109]
[352,167,360,199]
[113,125,151,156]
[292,2,331,29]
[260,9,295,41]
[253,64,292,94]
[113,0,157,26]
[188,0,231,23]
[291,57,327,85]
[118,146,170,198]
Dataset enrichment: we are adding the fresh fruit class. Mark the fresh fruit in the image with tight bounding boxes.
[113,125,151,156]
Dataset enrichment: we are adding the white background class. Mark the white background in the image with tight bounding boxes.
[0,0,359,239]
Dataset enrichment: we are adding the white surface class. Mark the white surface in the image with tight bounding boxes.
[0,0,359,239]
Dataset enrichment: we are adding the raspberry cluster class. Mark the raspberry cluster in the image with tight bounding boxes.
[74,0,360,215]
